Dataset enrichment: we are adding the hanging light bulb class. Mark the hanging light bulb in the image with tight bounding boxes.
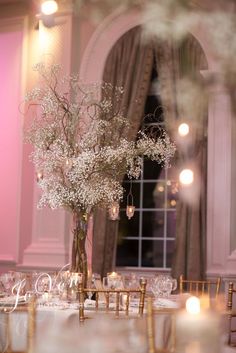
[108,202,120,220]
[126,181,135,220]
[41,0,58,15]
[36,171,44,182]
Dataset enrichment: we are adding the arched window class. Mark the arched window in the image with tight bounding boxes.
[92,24,208,278]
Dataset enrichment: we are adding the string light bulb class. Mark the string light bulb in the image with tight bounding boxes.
[41,0,58,15]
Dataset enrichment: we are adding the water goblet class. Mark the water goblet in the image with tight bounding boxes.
[0,272,15,295]
[87,274,97,300]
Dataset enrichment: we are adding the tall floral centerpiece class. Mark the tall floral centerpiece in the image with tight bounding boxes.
[25,63,175,286]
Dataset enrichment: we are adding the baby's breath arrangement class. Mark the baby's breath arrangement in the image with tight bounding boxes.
[25,62,175,283]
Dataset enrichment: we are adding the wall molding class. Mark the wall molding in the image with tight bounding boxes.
[0,255,16,265]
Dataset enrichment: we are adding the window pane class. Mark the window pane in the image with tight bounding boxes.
[166,166,178,180]
[121,181,140,208]
[143,182,165,208]
[143,159,162,180]
[116,240,139,266]
[118,211,139,238]
[167,181,178,209]
[166,240,175,268]
[142,211,164,238]
[142,240,163,267]
[167,211,176,238]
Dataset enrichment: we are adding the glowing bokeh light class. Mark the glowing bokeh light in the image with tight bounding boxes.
[41,0,58,15]
[178,123,189,136]
[179,169,194,185]
[186,296,201,315]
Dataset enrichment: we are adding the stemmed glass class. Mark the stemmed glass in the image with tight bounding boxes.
[0,272,14,295]
[150,275,177,299]
[87,274,96,300]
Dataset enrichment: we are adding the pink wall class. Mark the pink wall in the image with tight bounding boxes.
[0,25,24,265]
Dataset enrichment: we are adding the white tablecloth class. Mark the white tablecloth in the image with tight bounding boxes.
[0,295,228,353]
[0,305,149,353]
[0,300,175,353]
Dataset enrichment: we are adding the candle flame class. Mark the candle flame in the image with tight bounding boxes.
[186,296,200,315]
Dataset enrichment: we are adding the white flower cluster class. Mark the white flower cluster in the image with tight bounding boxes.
[25,63,175,214]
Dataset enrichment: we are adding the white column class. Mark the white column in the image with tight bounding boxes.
[204,71,234,278]
[0,17,27,267]
[22,8,75,269]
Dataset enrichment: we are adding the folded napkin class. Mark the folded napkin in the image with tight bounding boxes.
[129,298,140,307]
[84,299,106,309]
[84,299,138,311]
[154,298,179,309]
[0,295,26,304]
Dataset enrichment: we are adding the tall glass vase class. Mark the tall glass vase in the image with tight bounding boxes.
[71,212,88,287]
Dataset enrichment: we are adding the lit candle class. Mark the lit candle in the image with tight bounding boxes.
[108,203,119,220]
[175,296,221,353]
[42,291,49,301]
[108,272,118,278]
[126,205,135,220]
[70,272,82,287]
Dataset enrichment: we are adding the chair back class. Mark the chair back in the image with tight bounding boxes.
[2,296,36,353]
[227,282,236,346]
[78,278,147,322]
[146,297,176,353]
[179,275,221,298]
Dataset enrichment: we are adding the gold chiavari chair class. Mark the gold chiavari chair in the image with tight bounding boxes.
[179,275,221,298]
[2,296,36,353]
[227,282,236,346]
[78,278,147,322]
[146,297,177,353]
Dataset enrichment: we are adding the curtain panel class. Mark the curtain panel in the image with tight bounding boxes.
[154,35,208,280]
[92,26,154,277]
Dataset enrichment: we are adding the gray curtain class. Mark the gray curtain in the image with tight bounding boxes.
[92,26,154,277]
[154,35,208,280]
[92,25,208,280]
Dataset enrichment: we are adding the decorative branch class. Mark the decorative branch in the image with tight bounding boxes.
[25,62,175,214]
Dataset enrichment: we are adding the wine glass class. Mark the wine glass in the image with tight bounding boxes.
[0,272,15,295]
[102,276,109,290]
[87,274,96,300]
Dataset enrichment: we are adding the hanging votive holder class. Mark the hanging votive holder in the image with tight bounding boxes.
[64,158,72,171]
[126,205,135,220]
[126,183,135,219]
[109,202,120,220]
